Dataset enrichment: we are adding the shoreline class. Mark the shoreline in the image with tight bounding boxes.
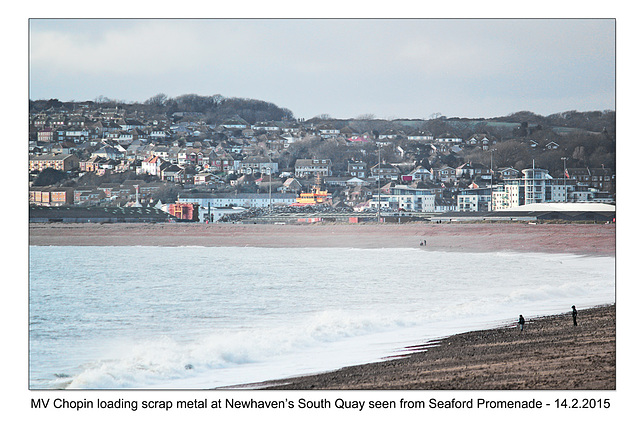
[248,304,615,390]
[28,222,616,390]
[29,222,615,256]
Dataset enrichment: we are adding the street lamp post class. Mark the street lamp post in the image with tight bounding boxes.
[377,142,381,221]
[262,165,272,215]
[268,167,272,214]
[489,149,495,212]
[561,157,568,202]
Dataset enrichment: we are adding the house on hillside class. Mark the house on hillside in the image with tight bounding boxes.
[140,156,164,176]
[455,162,491,180]
[436,133,463,144]
[91,144,125,160]
[236,156,279,175]
[119,118,145,131]
[347,161,367,178]
[402,166,432,183]
[370,163,400,181]
[37,128,54,144]
[433,165,457,184]
[194,172,214,185]
[80,156,106,173]
[220,118,249,129]
[407,130,433,142]
[210,151,235,173]
[252,122,281,132]
[294,159,332,177]
[160,164,184,182]
[279,177,303,193]
[466,133,496,150]
[344,184,373,205]
[317,124,340,139]
[567,167,615,193]
[379,129,402,140]
[498,167,520,180]
[149,129,169,139]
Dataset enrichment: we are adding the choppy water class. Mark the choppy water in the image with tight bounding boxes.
[29,246,615,389]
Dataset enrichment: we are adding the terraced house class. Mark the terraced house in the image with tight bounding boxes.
[29,153,79,172]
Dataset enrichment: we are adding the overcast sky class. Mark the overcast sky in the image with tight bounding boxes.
[29,18,615,120]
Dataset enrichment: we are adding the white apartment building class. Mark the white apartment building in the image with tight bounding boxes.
[522,168,552,204]
[549,181,572,202]
[457,188,492,212]
[491,168,599,210]
[492,183,522,210]
[369,185,436,212]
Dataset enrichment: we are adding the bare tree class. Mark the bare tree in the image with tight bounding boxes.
[144,93,168,107]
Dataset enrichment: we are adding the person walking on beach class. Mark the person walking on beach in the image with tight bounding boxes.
[572,305,578,326]
[518,315,525,332]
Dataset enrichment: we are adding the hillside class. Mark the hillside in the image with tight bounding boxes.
[29,94,615,177]
[29,94,295,126]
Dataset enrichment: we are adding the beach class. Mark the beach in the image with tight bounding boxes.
[29,221,615,256]
[29,221,616,389]
[259,304,615,390]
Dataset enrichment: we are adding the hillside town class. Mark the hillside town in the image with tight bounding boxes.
[28,100,616,223]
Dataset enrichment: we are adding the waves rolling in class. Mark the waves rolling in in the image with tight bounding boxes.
[29,247,615,389]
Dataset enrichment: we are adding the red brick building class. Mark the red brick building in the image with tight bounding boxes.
[29,154,79,172]
[29,187,74,206]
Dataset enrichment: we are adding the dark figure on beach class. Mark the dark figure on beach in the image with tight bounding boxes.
[572,305,578,326]
[518,315,525,332]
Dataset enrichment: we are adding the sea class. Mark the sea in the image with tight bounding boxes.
[29,245,615,389]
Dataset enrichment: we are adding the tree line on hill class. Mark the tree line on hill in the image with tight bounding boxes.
[291,110,615,176]
[29,94,295,125]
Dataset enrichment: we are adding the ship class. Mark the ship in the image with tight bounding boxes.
[291,174,332,207]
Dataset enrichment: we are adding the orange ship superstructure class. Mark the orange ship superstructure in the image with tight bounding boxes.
[291,174,332,207]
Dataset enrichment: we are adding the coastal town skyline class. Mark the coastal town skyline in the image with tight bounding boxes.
[28,95,615,221]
